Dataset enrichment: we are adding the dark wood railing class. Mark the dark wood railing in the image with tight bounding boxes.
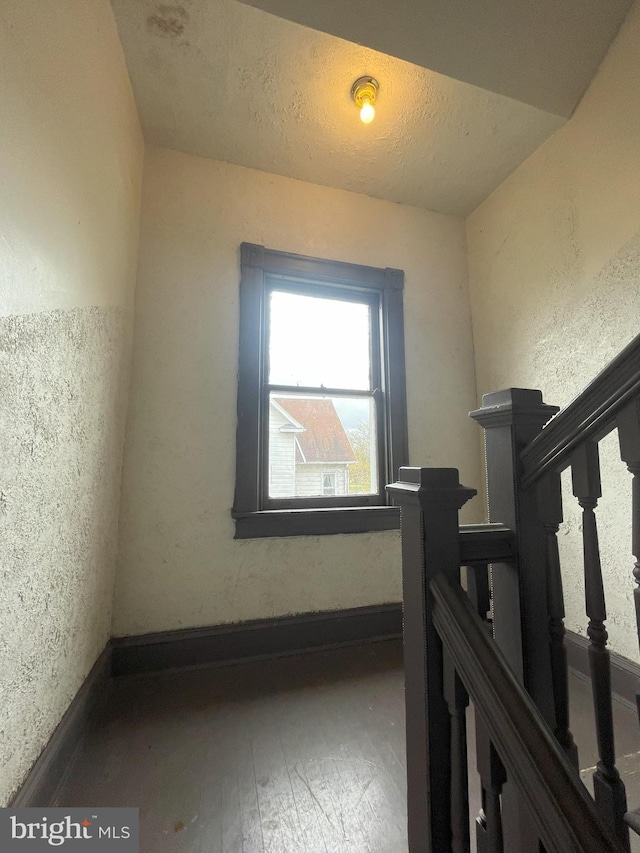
[387,331,640,852]
[520,333,640,487]
[432,572,620,853]
[518,333,640,849]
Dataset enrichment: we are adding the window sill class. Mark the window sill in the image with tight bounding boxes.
[232,506,401,539]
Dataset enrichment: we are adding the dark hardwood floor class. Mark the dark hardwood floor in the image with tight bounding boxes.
[56,641,408,852]
[55,639,640,852]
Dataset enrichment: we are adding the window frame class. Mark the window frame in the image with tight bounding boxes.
[232,242,408,539]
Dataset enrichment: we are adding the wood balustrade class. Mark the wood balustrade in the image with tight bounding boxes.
[618,399,640,670]
[537,471,579,769]
[431,572,622,853]
[570,441,630,850]
[388,333,640,851]
[387,467,623,852]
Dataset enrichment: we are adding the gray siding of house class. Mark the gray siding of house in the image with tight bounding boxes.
[268,407,296,497]
[295,463,349,497]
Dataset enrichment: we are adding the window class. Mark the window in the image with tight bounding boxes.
[233,243,408,538]
[322,472,337,496]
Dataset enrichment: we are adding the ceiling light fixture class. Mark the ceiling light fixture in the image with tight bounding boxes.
[351,76,378,124]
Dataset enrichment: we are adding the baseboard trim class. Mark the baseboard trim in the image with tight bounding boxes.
[11,647,112,807]
[565,631,640,709]
[11,606,402,801]
[10,619,635,806]
[111,603,403,677]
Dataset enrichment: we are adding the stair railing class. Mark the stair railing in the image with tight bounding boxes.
[387,331,640,852]
[515,331,640,849]
[387,467,622,853]
[432,570,620,853]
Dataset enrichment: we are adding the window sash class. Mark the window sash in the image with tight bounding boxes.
[261,281,384,510]
[266,278,379,392]
[263,388,383,509]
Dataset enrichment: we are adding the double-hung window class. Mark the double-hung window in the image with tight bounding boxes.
[233,243,408,538]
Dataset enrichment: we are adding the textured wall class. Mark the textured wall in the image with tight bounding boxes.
[112,147,482,637]
[0,0,143,804]
[466,2,640,660]
[0,1,142,316]
[0,307,127,799]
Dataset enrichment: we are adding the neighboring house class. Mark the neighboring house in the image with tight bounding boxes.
[270,397,357,498]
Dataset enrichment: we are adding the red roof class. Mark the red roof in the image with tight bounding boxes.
[274,398,357,464]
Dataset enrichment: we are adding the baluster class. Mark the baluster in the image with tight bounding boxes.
[467,561,490,623]
[475,716,506,853]
[571,441,630,852]
[443,647,470,853]
[618,400,640,833]
[617,399,640,669]
[537,473,579,770]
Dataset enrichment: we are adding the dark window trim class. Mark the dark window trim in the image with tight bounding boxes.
[233,507,402,539]
[233,242,408,538]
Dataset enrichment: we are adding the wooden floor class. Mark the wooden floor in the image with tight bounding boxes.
[55,639,640,852]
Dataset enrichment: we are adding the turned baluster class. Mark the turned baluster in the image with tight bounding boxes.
[617,399,640,672]
[617,400,640,836]
[571,441,630,852]
[537,473,579,770]
[443,647,470,853]
[475,716,506,853]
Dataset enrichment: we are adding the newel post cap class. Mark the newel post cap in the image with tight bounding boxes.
[386,467,476,509]
[470,388,558,430]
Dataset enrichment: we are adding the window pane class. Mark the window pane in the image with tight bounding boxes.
[268,393,378,498]
[268,290,371,390]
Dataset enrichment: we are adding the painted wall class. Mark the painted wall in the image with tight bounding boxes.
[0,1,143,803]
[466,2,640,660]
[113,147,481,637]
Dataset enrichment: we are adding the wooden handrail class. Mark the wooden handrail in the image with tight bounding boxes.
[521,332,640,488]
[431,572,623,853]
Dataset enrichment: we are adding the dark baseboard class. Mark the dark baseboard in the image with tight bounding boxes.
[12,606,402,803]
[111,603,403,677]
[565,630,640,709]
[10,619,636,809]
[11,646,112,807]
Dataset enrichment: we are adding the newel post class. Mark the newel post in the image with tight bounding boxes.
[471,391,559,852]
[470,389,558,722]
[386,468,476,853]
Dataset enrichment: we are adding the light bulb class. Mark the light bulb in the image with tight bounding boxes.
[360,98,375,124]
[351,77,379,124]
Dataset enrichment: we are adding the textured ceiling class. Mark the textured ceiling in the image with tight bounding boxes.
[112,0,569,216]
[239,0,634,118]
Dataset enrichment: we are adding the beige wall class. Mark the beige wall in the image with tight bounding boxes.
[0,1,143,803]
[112,147,481,637]
[466,2,640,660]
